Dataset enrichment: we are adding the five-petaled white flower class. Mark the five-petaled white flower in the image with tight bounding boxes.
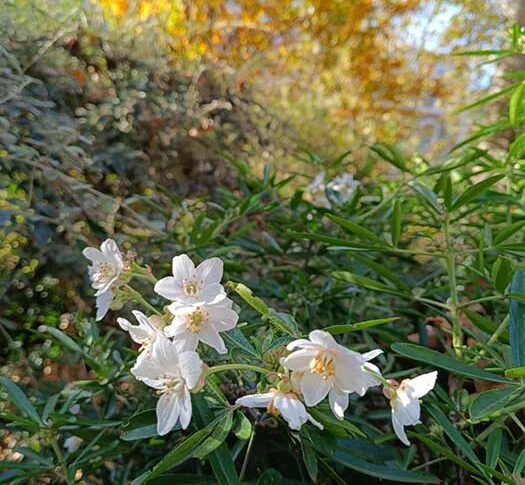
[282,330,382,419]
[383,371,437,446]
[131,336,204,435]
[117,310,165,360]
[83,239,124,321]
[236,389,323,431]
[63,436,83,453]
[154,254,226,306]
[165,298,239,354]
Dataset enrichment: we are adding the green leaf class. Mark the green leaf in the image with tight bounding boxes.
[333,271,411,298]
[411,433,480,476]
[469,386,520,421]
[493,221,525,245]
[121,425,157,441]
[131,427,215,484]
[333,448,438,483]
[505,367,525,377]
[263,309,299,337]
[193,412,233,459]
[301,439,318,482]
[226,281,268,315]
[223,329,261,360]
[348,253,409,291]
[232,412,252,440]
[409,181,443,213]
[121,408,159,441]
[391,199,402,247]
[192,395,240,485]
[326,214,386,245]
[370,143,409,172]
[308,407,365,438]
[510,82,525,127]
[325,317,400,335]
[391,343,513,384]
[0,377,42,426]
[457,83,518,113]
[463,310,509,344]
[492,257,513,294]
[426,403,479,465]
[486,428,502,469]
[39,326,84,354]
[510,270,525,367]
[450,174,505,211]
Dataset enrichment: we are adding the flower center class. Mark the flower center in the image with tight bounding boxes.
[267,399,281,417]
[185,307,209,333]
[309,352,336,380]
[161,373,184,394]
[182,278,201,296]
[93,262,117,284]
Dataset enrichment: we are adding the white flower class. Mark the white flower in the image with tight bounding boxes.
[83,239,124,321]
[117,310,165,358]
[384,371,437,446]
[154,254,226,305]
[236,389,323,431]
[131,336,203,436]
[306,172,330,208]
[165,298,238,354]
[327,173,359,204]
[281,330,382,419]
[63,436,83,453]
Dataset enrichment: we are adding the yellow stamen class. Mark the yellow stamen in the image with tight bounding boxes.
[93,262,116,284]
[309,352,336,380]
[182,278,201,296]
[186,307,209,333]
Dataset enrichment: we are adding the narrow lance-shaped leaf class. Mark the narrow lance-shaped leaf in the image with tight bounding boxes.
[0,377,43,426]
[510,269,525,367]
[509,82,525,127]
[391,199,402,247]
[450,174,505,211]
[391,343,514,384]
[327,214,386,246]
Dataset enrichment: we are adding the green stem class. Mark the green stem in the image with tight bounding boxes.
[205,364,272,376]
[444,213,462,356]
[486,315,509,347]
[123,284,162,316]
[239,426,256,481]
[51,438,71,485]
[131,263,158,284]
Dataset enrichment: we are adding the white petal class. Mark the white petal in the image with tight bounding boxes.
[156,392,180,436]
[301,371,331,406]
[394,392,421,426]
[286,338,313,351]
[274,394,306,430]
[329,389,349,420]
[198,325,227,354]
[167,325,199,352]
[362,349,383,361]
[207,304,239,331]
[82,247,103,263]
[172,254,195,281]
[406,371,437,399]
[179,351,203,389]
[178,386,192,430]
[154,277,184,301]
[392,410,410,446]
[199,284,227,304]
[195,258,223,285]
[95,290,113,321]
[309,330,337,349]
[100,239,123,269]
[131,356,164,388]
[281,349,316,371]
[236,392,274,408]
[151,336,181,372]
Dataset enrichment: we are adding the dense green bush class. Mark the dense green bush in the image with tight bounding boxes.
[2,4,525,485]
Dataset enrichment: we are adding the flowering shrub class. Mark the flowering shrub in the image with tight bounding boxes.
[3,23,525,485]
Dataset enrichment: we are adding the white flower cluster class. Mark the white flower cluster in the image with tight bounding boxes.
[306,171,360,208]
[84,239,437,444]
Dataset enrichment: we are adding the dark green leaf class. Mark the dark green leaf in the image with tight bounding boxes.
[464,310,509,344]
[493,221,525,245]
[325,317,400,335]
[0,377,42,426]
[193,412,233,459]
[391,199,402,247]
[509,82,525,127]
[232,412,252,440]
[326,214,386,245]
[333,271,411,298]
[492,257,513,293]
[301,439,318,482]
[391,343,513,384]
[510,270,525,367]
[469,386,520,421]
[486,428,502,469]
[451,174,505,211]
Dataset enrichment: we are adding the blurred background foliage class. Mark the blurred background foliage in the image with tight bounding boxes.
[2,0,525,483]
